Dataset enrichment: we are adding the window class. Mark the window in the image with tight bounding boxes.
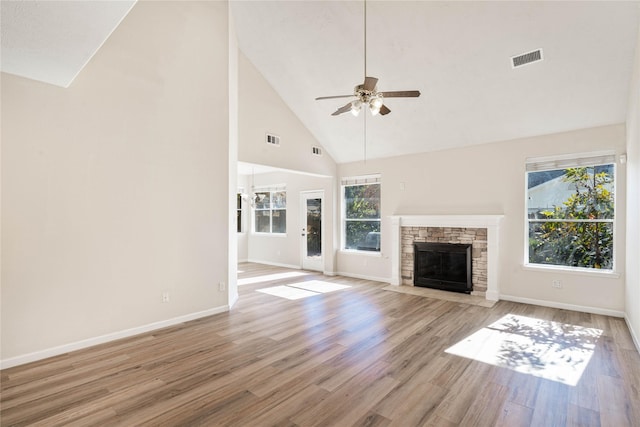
[237,193,243,233]
[342,175,381,252]
[526,153,615,270]
[254,188,286,234]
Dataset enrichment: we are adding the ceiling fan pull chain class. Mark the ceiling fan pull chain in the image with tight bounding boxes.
[364,112,367,164]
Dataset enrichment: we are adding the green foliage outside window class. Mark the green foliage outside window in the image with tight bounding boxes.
[528,165,614,269]
[344,183,381,251]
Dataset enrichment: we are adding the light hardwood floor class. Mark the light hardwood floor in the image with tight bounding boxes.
[2,263,639,426]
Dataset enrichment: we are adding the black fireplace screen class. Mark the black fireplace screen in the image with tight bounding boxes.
[413,242,472,294]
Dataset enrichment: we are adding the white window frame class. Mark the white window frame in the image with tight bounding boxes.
[524,151,617,274]
[341,174,382,253]
[252,185,287,235]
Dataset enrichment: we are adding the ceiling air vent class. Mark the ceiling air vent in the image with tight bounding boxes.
[511,49,543,69]
[265,133,280,146]
[312,146,323,156]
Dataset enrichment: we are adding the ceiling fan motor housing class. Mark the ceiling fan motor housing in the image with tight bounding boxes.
[354,84,381,103]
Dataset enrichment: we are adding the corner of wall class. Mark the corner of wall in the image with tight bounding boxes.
[624,15,640,353]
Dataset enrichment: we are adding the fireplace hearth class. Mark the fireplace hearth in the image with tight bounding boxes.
[414,242,472,294]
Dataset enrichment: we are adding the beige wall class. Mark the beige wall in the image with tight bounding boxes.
[337,124,627,314]
[238,53,337,178]
[1,1,231,365]
[227,5,239,307]
[626,23,640,349]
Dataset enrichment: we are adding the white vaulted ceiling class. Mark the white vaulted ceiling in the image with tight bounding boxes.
[1,1,638,163]
[1,0,136,88]
[231,1,640,163]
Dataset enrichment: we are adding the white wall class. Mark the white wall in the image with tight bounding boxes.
[1,1,231,366]
[246,171,335,273]
[626,23,640,349]
[337,124,627,315]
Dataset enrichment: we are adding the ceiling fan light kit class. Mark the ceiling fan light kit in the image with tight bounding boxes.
[347,84,385,116]
[351,99,362,116]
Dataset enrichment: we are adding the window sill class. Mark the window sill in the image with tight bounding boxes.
[340,249,383,257]
[522,263,620,279]
[251,232,287,238]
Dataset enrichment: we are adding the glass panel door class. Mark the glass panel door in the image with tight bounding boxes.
[306,198,322,257]
[301,191,323,271]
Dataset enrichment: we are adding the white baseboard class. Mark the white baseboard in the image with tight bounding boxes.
[247,259,301,270]
[0,305,230,370]
[500,294,625,318]
[336,271,390,284]
[238,258,249,263]
[624,315,640,354]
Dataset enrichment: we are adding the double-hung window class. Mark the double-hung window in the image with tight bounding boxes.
[342,175,381,252]
[526,152,615,270]
[254,186,286,234]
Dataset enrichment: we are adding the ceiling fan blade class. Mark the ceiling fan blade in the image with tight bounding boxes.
[380,105,391,116]
[332,103,353,116]
[315,95,353,100]
[380,90,421,98]
[363,76,378,92]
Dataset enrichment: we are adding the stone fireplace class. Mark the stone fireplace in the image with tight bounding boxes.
[390,215,504,301]
[404,227,486,294]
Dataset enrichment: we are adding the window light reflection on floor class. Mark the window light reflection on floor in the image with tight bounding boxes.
[237,271,311,286]
[445,313,602,386]
[257,280,351,300]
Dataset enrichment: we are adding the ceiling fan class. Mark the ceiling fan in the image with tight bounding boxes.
[315,1,420,117]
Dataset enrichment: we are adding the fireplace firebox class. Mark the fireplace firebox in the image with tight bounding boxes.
[413,242,472,294]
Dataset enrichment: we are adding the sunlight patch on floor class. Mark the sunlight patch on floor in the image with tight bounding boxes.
[445,313,602,386]
[291,280,351,293]
[238,271,311,286]
[256,280,351,300]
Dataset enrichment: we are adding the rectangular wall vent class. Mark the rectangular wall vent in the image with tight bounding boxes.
[511,49,543,68]
[312,146,323,156]
[266,133,280,146]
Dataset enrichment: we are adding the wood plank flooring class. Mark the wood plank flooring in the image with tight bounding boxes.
[2,262,639,426]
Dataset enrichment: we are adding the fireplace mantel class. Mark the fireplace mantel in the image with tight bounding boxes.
[390,215,504,301]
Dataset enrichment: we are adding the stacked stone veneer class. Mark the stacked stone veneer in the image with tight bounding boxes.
[401,227,488,296]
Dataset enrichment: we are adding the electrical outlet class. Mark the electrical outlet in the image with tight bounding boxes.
[162,292,170,303]
[552,280,562,289]
[219,282,226,292]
